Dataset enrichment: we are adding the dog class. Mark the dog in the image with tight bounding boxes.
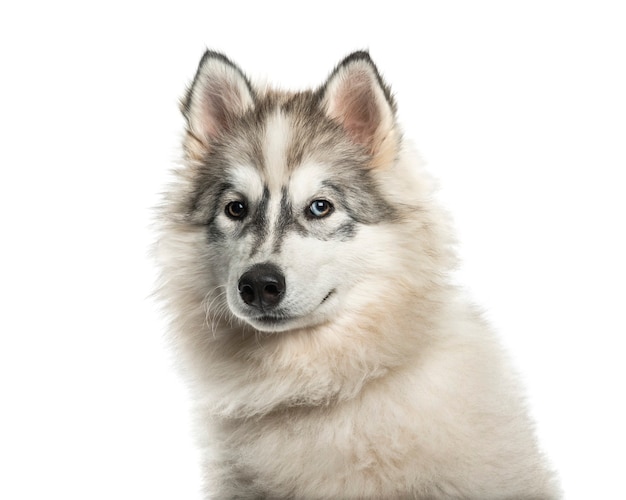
[155,50,560,499]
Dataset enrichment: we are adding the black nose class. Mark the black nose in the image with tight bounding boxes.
[238,263,286,310]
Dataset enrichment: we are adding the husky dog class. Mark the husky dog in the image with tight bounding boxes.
[156,50,559,499]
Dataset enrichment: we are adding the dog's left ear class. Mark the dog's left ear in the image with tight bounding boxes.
[321,52,399,167]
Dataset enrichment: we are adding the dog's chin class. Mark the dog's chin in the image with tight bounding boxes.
[245,315,308,333]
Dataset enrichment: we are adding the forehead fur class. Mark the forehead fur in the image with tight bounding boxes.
[183,89,373,214]
[215,88,369,169]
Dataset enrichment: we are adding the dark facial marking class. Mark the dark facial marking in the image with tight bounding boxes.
[330,221,357,241]
[321,178,396,225]
[271,187,309,253]
[208,223,225,241]
[248,186,271,256]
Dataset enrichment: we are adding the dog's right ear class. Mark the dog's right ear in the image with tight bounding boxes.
[181,51,254,158]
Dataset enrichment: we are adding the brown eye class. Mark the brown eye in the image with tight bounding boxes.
[308,199,333,218]
[225,201,247,220]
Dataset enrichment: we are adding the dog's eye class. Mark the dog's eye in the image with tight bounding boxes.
[225,201,247,220]
[308,199,334,219]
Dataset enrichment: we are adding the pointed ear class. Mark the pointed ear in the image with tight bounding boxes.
[321,52,399,167]
[181,51,254,157]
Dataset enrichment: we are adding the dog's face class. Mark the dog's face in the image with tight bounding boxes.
[166,51,415,334]
[192,154,397,333]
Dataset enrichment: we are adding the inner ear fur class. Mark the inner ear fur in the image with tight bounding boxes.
[181,50,255,159]
[321,51,400,168]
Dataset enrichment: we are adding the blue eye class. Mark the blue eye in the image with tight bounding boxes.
[309,199,334,218]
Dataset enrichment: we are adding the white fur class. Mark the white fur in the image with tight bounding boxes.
[262,110,292,192]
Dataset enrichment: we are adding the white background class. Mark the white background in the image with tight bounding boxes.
[1,1,625,498]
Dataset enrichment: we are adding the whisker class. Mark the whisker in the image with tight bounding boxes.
[202,285,228,339]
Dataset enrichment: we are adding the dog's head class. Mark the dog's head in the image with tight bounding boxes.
[166,51,419,333]
[160,49,456,338]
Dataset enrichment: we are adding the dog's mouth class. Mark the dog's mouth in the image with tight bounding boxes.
[245,289,336,332]
[254,313,289,323]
